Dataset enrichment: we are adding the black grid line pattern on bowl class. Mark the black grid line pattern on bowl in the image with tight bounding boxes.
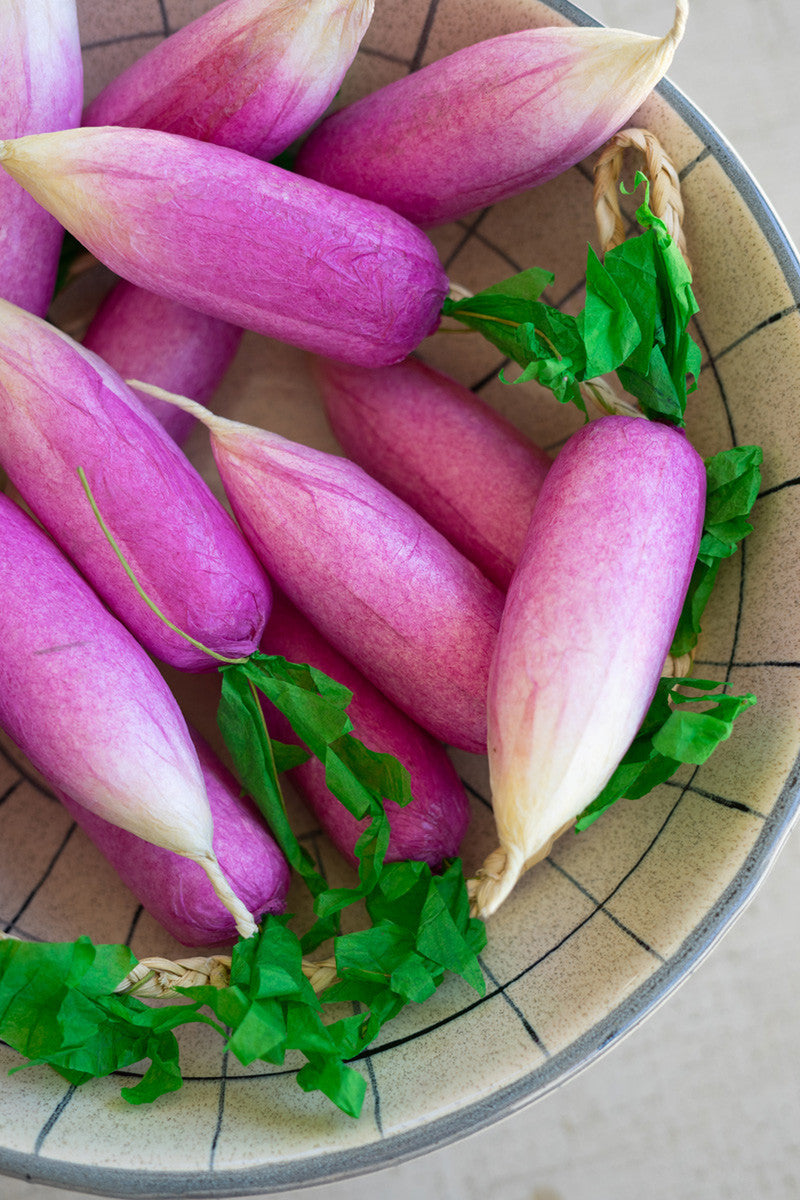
[2,0,800,1194]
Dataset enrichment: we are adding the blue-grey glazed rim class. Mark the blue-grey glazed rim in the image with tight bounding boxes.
[3,1,800,1195]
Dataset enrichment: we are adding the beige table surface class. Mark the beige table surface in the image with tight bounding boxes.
[3,1,800,1198]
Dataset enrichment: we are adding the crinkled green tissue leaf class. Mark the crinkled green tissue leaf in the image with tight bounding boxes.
[575,678,756,831]
[442,177,702,425]
[670,445,763,658]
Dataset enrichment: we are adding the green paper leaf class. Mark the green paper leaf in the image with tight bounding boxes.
[443,176,701,424]
[213,657,484,1111]
[580,245,642,377]
[417,876,485,993]
[670,445,763,657]
[389,953,439,1004]
[334,921,415,986]
[652,679,757,765]
[270,739,312,772]
[220,652,429,959]
[327,731,413,812]
[365,859,433,931]
[600,231,659,376]
[701,444,763,556]
[295,1056,366,1118]
[226,999,288,1066]
[0,936,223,1104]
[442,269,554,363]
[121,1034,184,1105]
[628,177,701,402]
[0,937,129,1064]
[575,678,756,831]
[478,267,555,302]
[181,915,366,1111]
[617,342,685,424]
[509,309,587,411]
[217,664,324,896]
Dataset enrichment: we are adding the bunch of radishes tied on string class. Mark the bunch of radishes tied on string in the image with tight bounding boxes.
[0,0,761,1118]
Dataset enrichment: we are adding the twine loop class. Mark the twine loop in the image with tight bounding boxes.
[114,952,339,998]
[593,127,691,269]
[114,954,233,997]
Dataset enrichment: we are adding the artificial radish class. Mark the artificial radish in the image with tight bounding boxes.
[82,283,243,445]
[0,297,271,671]
[58,732,290,947]
[0,1,82,315]
[133,384,503,753]
[84,0,374,162]
[472,415,705,918]
[81,0,376,444]
[313,355,552,590]
[0,492,258,939]
[0,127,448,368]
[260,590,470,868]
[296,0,687,227]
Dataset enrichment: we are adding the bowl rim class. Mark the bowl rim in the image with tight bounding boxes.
[4,1,800,1195]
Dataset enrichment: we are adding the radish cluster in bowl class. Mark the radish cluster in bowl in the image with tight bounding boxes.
[1,0,799,1195]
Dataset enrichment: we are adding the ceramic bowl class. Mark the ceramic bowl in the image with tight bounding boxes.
[2,0,800,1195]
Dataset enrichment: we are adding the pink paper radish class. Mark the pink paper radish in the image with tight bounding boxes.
[0,1,82,315]
[260,590,470,867]
[472,415,706,917]
[81,0,375,443]
[0,127,448,368]
[83,0,374,162]
[0,492,258,939]
[296,1,687,227]
[0,297,271,671]
[82,283,243,445]
[313,355,552,589]
[133,384,503,753]
[58,732,290,948]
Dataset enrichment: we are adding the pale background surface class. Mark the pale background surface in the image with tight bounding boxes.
[3,1,800,1198]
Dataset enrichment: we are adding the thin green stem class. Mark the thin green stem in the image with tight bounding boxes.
[533,328,560,358]
[436,326,484,335]
[77,467,248,666]
[453,309,520,329]
[448,311,561,358]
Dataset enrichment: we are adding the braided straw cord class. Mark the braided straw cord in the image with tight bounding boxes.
[0,931,338,998]
[115,953,339,998]
[593,126,691,270]
[116,954,234,997]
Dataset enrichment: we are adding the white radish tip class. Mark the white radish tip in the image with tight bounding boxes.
[130,377,275,450]
[195,851,259,940]
[469,819,574,918]
[126,379,217,426]
[668,0,689,46]
[468,845,525,919]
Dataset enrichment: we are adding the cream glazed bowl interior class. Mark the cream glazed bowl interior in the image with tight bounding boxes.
[2,0,800,1195]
